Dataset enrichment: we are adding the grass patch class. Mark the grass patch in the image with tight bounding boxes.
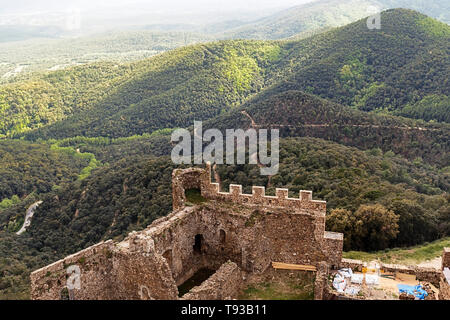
[343,237,450,264]
[185,189,206,205]
[239,271,314,300]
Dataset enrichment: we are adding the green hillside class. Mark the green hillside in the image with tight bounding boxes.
[0,139,89,205]
[205,90,450,166]
[4,41,281,139]
[0,9,448,299]
[0,31,214,84]
[221,0,450,40]
[271,9,449,116]
[1,9,445,141]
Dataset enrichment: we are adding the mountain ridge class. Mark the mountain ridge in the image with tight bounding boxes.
[0,9,445,141]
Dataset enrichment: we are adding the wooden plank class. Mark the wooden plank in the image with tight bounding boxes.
[271,262,317,272]
[272,263,316,271]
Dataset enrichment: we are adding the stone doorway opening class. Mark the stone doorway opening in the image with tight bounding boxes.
[193,234,203,254]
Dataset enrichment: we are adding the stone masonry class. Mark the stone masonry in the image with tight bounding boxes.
[439,248,450,300]
[31,163,343,300]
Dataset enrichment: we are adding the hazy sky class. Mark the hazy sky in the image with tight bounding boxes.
[0,0,317,32]
[0,0,316,14]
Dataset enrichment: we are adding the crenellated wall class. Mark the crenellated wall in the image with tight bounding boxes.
[31,163,343,300]
[177,162,328,215]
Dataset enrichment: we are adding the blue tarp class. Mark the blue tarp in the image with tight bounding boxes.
[397,284,428,300]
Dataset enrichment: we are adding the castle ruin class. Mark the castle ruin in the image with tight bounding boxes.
[30,163,450,300]
[30,163,343,300]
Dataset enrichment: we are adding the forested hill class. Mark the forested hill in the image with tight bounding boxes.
[4,41,282,139]
[0,8,449,300]
[272,9,450,116]
[0,139,89,206]
[0,9,447,141]
[220,0,450,40]
[204,90,450,167]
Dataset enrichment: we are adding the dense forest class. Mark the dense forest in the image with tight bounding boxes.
[0,140,88,205]
[0,31,214,83]
[274,10,449,115]
[0,9,448,299]
[0,10,447,141]
[0,135,448,298]
[204,90,450,166]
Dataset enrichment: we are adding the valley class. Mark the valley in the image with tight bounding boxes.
[0,6,448,300]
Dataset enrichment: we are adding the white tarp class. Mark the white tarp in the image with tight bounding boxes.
[365,274,379,285]
[333,273,347,292]
[351,274,364,284]
[338,268,353,278]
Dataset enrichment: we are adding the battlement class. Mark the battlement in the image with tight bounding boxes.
[206,183,326,215]
[172,162,326,215]
[31,164,343,301]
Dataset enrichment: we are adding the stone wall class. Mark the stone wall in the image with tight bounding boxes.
[31,164,343,300]
[442,248,450,270]
[181,261,243,300]
[172,167,208,211]
[172,163,326,216]
[439,268,450,300]
[323,232,344,269]
[171,163,342,269]
[30,241,116,300]
[314,262,329,300]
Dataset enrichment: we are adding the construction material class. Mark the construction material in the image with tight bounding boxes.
[333,273,346,292]
[271,262,317,272]
[351,274,364,284]
[397,284,428,300]
[366,274,379,285]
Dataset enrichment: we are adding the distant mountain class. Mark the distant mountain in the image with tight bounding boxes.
[0,25,64,43]
[220,0,450,39]
[269,9,450,114]
[0,8,449,300]
[3,9,445,141]
[0,30,214,83]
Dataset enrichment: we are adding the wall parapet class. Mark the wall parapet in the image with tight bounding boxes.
[204,183,326,216]
[30,240,116,300]
[172,163,326,215]
[30,240,114,280]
